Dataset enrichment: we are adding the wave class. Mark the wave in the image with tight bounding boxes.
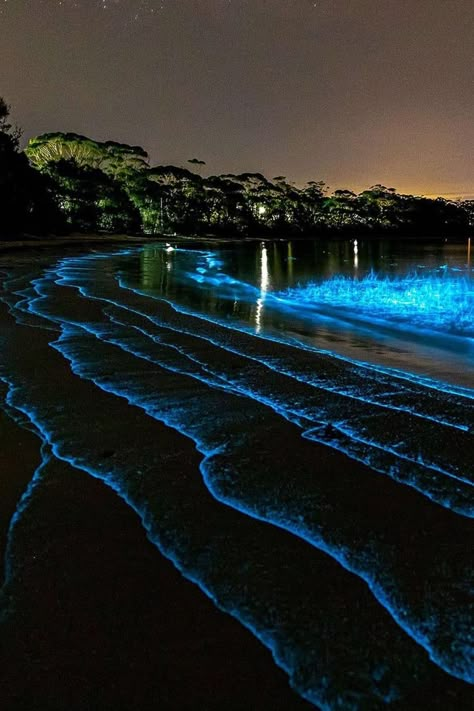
[0,245,473,707]
[280,271,474,337]
[171,251,474,355]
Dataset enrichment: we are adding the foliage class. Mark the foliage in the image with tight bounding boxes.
[458,200,474,228]
[0,99,62,237]
[41,159,140,233]
[26,133,149,178]
[2,114,471,238]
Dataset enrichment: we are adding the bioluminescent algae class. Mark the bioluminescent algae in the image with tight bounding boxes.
[0,245,473,708]
[40,253,474,515]
[1,442,51,586]
[0,317,471,710]
[6,250,473,684]
[156,248,474,356]
[280,271,474,337]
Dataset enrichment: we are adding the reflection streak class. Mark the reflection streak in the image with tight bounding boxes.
[255,243,269,333]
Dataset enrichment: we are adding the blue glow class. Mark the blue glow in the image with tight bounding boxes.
[25,260,474,519]
[20,256,471,515]
[51,247,474,404]
[7,254,471,684]
[51,323,474,683]
[1,245,473,697]
[115,247,474,399]
[159,246,474,357]
[2,441,51,586]
[280,271,474,337]
[103,306,474,511]
[0,373,431,710]
[99,281,474,517]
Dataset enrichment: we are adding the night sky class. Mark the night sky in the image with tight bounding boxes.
[2,1,473,197]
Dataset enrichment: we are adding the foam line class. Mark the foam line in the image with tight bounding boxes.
[28,258,473,514]
[23,269,474,519]
[50,323,474,682]
[2,247,473,685]
[0,367,454,710]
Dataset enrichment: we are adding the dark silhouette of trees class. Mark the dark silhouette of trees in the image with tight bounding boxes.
[0,98,61,237]
[459,200,474,228]
[26,132,148,234]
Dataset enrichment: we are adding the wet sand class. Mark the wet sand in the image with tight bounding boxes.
[0,251,314,710]
[0,234,150,252]
[0,389,42,576]
[0,241,472,710]
[0,401,312,711]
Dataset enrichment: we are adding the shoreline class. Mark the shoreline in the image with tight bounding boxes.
[0,234,153,252]
[0,231,470,253]
[0,247,472,709]
[0,447,313,711]
[0,389,42,584]
[0,304,312,711]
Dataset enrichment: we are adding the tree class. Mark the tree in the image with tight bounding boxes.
[0,98,61,237]
[296,181,327,231]
[26,133,149,179]
[42,159,140,233]
[25,132,149,234]
[459,200,474,228]
[0,97,21,152]
[17,120,471,238]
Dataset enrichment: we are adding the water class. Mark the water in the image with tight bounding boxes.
[128,238,474,388]
[0,238,472,709]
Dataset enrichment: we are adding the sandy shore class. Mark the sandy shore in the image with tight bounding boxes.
[0,234,154,252]
[0,390,42,578]
[0,270,312,710]
[0,429,312,711]
[1,239,472,710]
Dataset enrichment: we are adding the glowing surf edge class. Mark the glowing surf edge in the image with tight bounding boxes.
[24,265,474,516]
[1,246,473,687]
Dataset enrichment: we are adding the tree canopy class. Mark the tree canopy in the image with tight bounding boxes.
[1,110,471,238]
[0,99,61,237]
[26,133,149,178]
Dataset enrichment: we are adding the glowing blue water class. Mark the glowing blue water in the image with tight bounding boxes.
[280,271,474,336]
[0,241,473,708]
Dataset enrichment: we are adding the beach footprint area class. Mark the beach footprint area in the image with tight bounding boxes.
[0,244,472,710]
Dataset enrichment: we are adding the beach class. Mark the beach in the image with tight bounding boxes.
[0,239,472,710]
[0,301,313,711]
[0,240,312,709]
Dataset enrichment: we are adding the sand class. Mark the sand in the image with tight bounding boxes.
[0,423,312,711]
[0,245,313,710]
[0,238,472,711]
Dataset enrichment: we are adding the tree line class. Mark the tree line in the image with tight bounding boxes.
[1,98,473,238]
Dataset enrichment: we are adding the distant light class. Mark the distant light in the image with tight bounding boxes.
[258,205,267,216]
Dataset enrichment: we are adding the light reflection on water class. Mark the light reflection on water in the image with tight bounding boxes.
[132,238,473,389]
[255,243,269,334]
